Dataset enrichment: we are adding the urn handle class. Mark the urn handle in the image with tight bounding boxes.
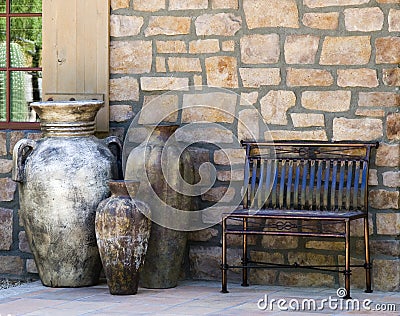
[12,139,37,182]
[104,136,123,179]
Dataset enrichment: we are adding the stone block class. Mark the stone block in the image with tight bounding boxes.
[26,259,38,274]
[370,190,399,209]
[205,56,238,88]
[0,159,12,174]
[376,143,400,167]
[189,246,241,280]
[249,251,282,285]
[239,68,281,88]
[144,16,191,36]
[193,75,202,87]
[337,68,378,88]
[0,208,13,250]
[377,0,400,2]
[138,95,179,124]
[216,170,244,182]
[302,12,339,30]
[195,13,241,36]
[240,92,258,106]
[110,77,139,101]
[238,109,260,140]
[169,0,208,10]
[387,113,400,141]
[382,171,400,188]
[267,130,328,141]
[287,68,333,86]
[320,36,371,65]
[221,41,235,52]
[0,132,6,156]
[383,68,400,86]
[133,0,165,11]
[305,241,344,251]
[140,77,189,91]
[189,40,219,54]
[168,57,202,72]
[377,212,400,235]
[288,252,335,266]
[279,271,335,287]
[333,118,383,141]
[156,40,187,53]
[344,7,384,32]
[156,56,166,72]
[211,0,238,9]
[214,148,245,166]
[176,126,233,144]
[110,41,152,74]
[373,259,400,291]
[302,91,350,112]
[18,231,31,253]
[240,34,280,64]
[284,35,319,64]
[367,240,400,257]
[110,15,143,37]
[188,228,218,242]
[291,113,325,127]
[376,37,400,64]
[389,9,400,32]
[304,0,369,7]
[337,256,365,289]
[261,90,296,125]
[111,0,130,10]
[182,92,237,123]
[355,109,385,117]
[243,0,299,29]
[358,92,400,107]
[0,178,17,202]
[201,186,235,203]
[9,131,24,155]
[0,256,24,275]
[262,235,298,249]
[368,169,378,186]
[110,105,134,123]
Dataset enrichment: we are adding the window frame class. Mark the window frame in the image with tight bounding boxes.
[0,0,41,129]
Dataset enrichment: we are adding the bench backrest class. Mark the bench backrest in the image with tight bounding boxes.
[242,141,378,213]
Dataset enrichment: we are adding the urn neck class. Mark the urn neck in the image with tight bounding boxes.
[30,100,104,137]
[109,180,139,198]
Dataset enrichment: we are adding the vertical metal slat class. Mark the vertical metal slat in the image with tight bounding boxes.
[308,160,316,210]
[257,159,265,209]
[250,159,257,208]
[330,161,338,210]
[279,160,286,209]
[345,161,353,211]
[316,160,323,210]
[272,160,278,208]
[353,160,361,210]
[293,160,301,209]
[264,159,273,208]
[323,160,330,210]
[360,161,368,211]
[338,160,346,211]
[300,160,308,209]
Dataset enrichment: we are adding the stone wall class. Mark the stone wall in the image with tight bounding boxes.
[0,0,399,291]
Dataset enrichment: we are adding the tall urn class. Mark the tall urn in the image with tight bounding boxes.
[95,180,151,295]
[125,125,194,288]
[12,100,121,287]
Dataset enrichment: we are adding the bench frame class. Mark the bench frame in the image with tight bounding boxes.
[221,140,378,298]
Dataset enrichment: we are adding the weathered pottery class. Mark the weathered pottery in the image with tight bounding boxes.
[125,125,194,289]
[12,100,121,287]
[95,180,151,295]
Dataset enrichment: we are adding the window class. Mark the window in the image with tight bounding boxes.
[0,0,41,129]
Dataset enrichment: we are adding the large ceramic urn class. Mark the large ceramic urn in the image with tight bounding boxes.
[95,180,151,295]
[125,125,194,288]
[12,100,122,287]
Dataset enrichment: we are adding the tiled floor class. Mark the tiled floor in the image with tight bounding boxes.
[0,280,399,315]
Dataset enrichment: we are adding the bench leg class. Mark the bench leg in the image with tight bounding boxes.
[241,217,249,287]
[364,217,373,293]
[221,217,229,293]
[344,220,351,299]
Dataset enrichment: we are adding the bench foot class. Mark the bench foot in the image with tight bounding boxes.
[241,282,249,287]
[221,289,229,293]
[365,289,373,293]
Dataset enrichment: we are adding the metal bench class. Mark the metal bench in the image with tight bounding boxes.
[221,140,378,298]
